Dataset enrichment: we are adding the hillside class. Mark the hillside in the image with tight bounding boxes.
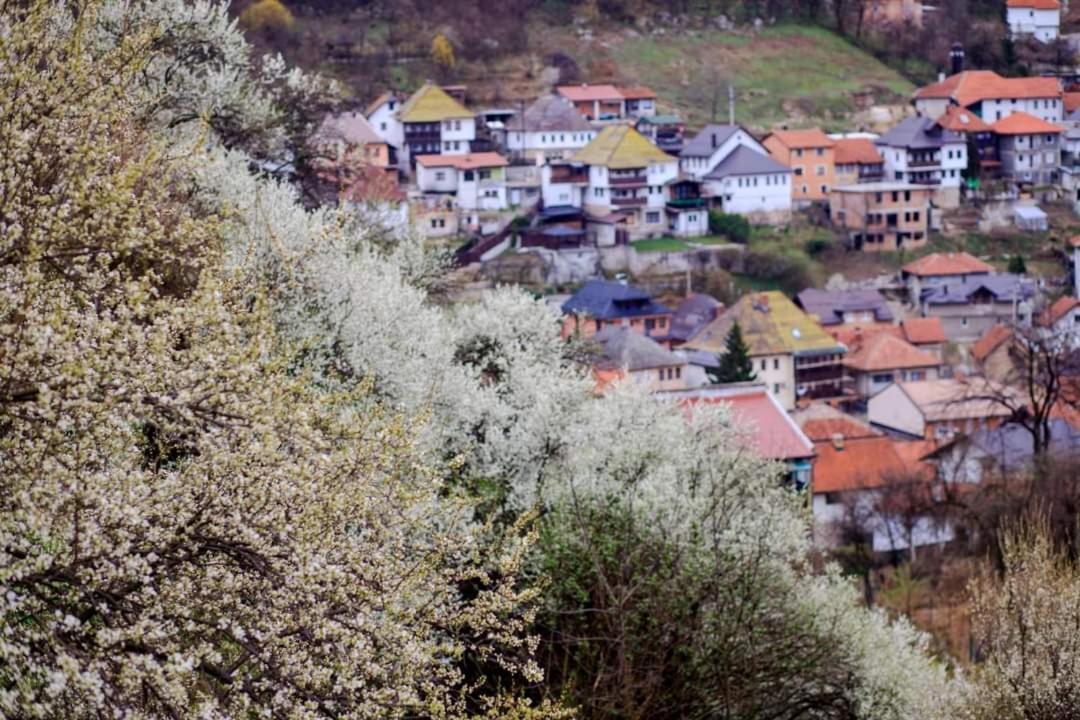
[252,6,915,133]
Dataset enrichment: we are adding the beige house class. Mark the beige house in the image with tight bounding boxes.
[868,378,1016,441]
[592,326,692,393]
[829,182,933,252]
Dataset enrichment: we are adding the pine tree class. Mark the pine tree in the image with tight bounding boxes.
[708,321,757,384]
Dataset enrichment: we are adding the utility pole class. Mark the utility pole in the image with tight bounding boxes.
[728,84,735,126]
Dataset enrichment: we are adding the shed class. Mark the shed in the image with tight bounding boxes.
[1014,204,1048,231]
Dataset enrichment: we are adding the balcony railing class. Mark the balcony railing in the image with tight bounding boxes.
[549,167,589,184]
[610,174,648,187]
[910,177,938,185]
[667,198,705,209]
[612,196,647,207]
[908,157,940,168]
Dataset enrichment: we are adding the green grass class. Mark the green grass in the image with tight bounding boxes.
[632,235,738,253]
[605,24,914,131]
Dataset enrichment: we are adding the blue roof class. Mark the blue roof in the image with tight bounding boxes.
[922,274,1034,305]
[562,279,672,320]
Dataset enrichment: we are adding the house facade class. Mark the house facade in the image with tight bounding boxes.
[1006,0,1061,42]
[366,91,405,150]
[991,111,1063,185]
[504,94,597,161]
[556,84,658,121]
[592,326,692,392]
[561,279,673,341]
[398,84,477,166]
[832,137,885,185]
[868,379,1016,440]
[913,70,1062,124]
[900,251,994,302]
[763,129,837,204]
[829,182,933,251]
[844,333,941,399]
[415,152,509,211]
[919,274,1035,343]
[875,116,967,207]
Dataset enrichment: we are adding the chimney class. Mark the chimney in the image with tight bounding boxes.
[950,42,965,77]
[938,72,945,84]
[711,132,718,149]
[831,433,845,451]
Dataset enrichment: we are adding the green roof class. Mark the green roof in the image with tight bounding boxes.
[684,291,843,357]
[639,114,681,125]
[399,84,473,123]
[572,125,674,169]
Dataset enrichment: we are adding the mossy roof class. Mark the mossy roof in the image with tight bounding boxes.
[571,125,673,169]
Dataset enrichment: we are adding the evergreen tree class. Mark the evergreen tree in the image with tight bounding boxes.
[708,321,758,384]
[1008,255,1027,275]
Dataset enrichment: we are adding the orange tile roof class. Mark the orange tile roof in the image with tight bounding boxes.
[902,251,994,277]
[557,84,623,102]
[991,111,1064,136]
[793,403,880,442]
[901,317,946,345]
[828,323,902,350]
[618,85,657,100]
[684,389,815,461]
[767,128,836,150]
[936,105,993,133]
[915,71,1061,108]
[971,324,1013,362]
[893,440,938,476]
[1065,92,1080,113]
[414,152,509,170]
[1007,0,1059,8]
[833,138,882,165]
[845,332,940,372]
[1070,235,1080,247]
[813,436,918,493]
[1041,296,1080,327]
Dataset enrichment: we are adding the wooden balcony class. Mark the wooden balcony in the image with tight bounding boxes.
[610,173,648,187]
[612,196,646,207]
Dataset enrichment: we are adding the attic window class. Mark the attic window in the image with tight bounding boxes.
[791,328,802,339]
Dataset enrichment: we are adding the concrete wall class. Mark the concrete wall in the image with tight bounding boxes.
[868,383,925,437]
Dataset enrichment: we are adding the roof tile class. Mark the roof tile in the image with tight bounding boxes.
[991,111,1064,135]
[845,333,939,372]
[901,252,994,277]
[572,125,674,169]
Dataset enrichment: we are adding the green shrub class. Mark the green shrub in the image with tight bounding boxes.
[806,237,835,257]
[708,211,751,244]
[743,247,814,294]
[1008,255,1027,274]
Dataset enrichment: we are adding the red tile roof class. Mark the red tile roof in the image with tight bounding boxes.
[915,71,1061,108]
[557,84,623,102]
[813,437,920,493]
[1007,0,1059,8]
[971,324,1014,362]
[991,111,1064,136]
[845,333,940,372]
[833,138,882,165]
[767,128,836,149]
[901,317,947,345]
[414,152,509,170]
[1041,296,1080,327]
[936,105,993,133]
[902,252,994,277]
[793,403,880,442]
[618,86,657,100]
[1065,92,1080,113]
[683,388,815,461]
[828,323,903,350]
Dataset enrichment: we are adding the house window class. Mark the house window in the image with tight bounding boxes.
[794,167,804,176]
[816,148,825,156]
[463,170,475,181]
[454,120,462,131]
[872,373,894,384]
[816,165,826,176]
[875,192,883,202]
[773,383,781,395]
[824,492,841,505]
[646,211,661,223]
[688,214,697,222]
[380,122,387,130]
[479,169,492,180]
[646,318,657,332]
[773,358,779,370]
[430,218,445,229]
[435,171,446,181]
[594,187,604,197]
[760,359,767,371]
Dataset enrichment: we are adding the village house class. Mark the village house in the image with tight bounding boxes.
[971,323,1018,383]
[635,114,685,154]
[919,274,1035,343]
[366,91,405,150]
[829,182,933,251]
[913,70,1063,124]
[1060,124,1080,197]
[414,152,509,234]
[398,84,476,166]
[1039,295,1080,348]
[671,384,816,489]
[831,137,885,185]
[868,378,1016,440]
[556,84,658,121]
[1006,0,1061,42]
[591,326,693,392]
[828,318,949,363]
[565,125,706,240]
[668,293,723,347]
[935,105,999,178]
[763,129,837,205]
[796,288,894,327]
[845,332,941,399]
[900,252,994,301]
[680,124,767,178]
[561,278,673,341]
[991,111,1064,186]
[926,419,1080,488]
[310,111,397,176]
[504,94,597,161]
[683,291,848,410]
[875,116,967,207]
[793,404,947,553]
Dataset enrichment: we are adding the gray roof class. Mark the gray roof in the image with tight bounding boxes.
[877,116,964,150]
[594,326,682,371]
[703,145,791,179]
[969,419,1080,471]
[796,288,894,326]
[922,274,1035,305]
[680,124,741,157]
[311,111,383,147]
[669,293,722,343]
[562,279,671,320]
[506,94,592,133]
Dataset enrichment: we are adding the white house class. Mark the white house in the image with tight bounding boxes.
[366,91,405,150]
[504,94,597,161]
[1007,0,1061,42]
[415,153,509,223]
[876,116,967,207]
[700,146,792,223]
[678,124,766,179]
[913,70,1063,123]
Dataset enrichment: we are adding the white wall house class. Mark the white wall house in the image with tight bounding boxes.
[678,124,766,180]
[415,153,509,212]
[505,94,598,161]
[913,71,1062,123]
[1007,0,1060,42]
[366,92,404,149]
[700,148,793,222]
[439,117,477,155]
[876,116,967,207]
